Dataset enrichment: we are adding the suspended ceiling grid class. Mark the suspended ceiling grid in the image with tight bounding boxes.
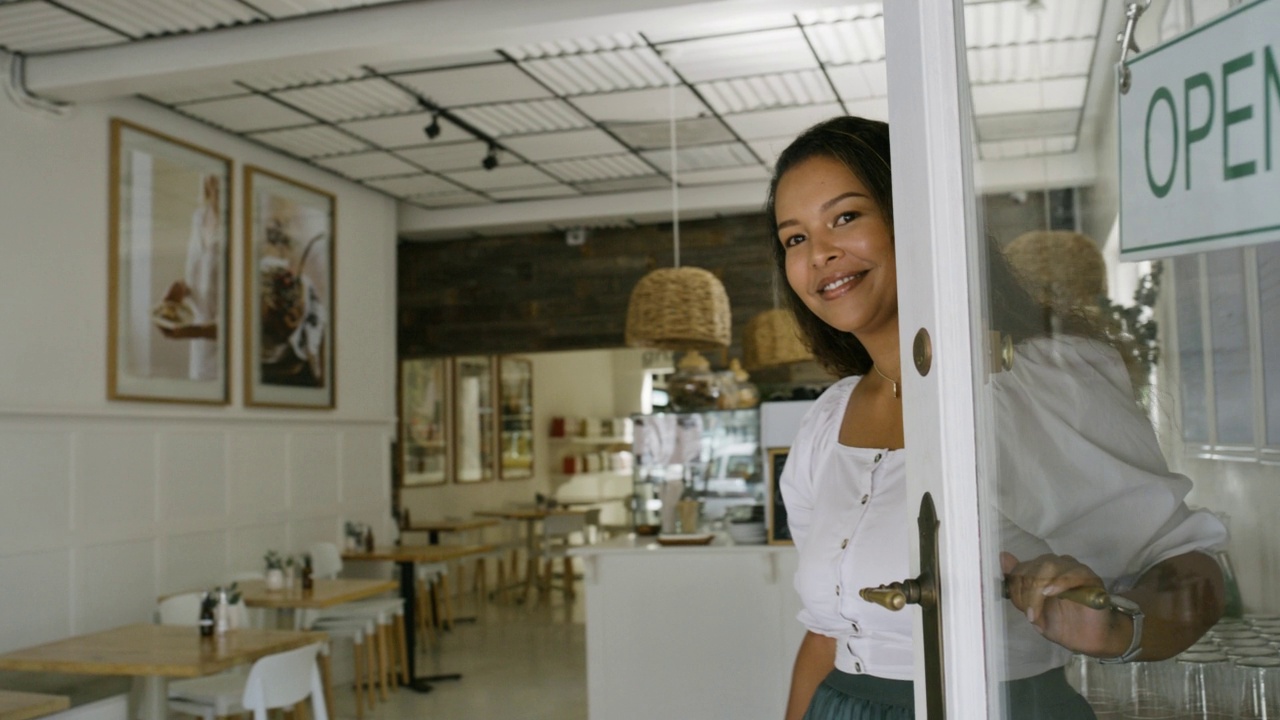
[0,0,1107,229]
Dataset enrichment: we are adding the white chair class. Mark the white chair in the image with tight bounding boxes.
[157,591,249,629]
[41,695,128,720]
[168,643,328,720]
[539,512,588,600]
[305,542,409,698]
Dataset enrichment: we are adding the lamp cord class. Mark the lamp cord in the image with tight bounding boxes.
[669,73,680,268]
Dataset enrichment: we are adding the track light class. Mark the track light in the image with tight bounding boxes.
[423,114,441,139]
[482,145,499,171]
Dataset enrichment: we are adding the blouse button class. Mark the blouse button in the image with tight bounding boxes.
[840,539,848,549]
[874,453,882,463]
[853,660,864,673]
[860,494,869,505]
[835,586,840,596]
[851,621,861,635]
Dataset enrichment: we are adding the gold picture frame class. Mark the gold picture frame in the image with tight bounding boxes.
[399,357,451,487]
[108,118,232,404]
[243,166,336,409]
[766,447,793,545]
[498,356,534,480]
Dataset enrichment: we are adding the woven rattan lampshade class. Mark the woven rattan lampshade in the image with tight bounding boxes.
[743,308,812,370]
[1003,230,1106,309]
[625,266,731,351]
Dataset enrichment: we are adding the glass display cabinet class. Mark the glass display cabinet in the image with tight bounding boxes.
[630,408,761,528]
[399,357,450,486]
[498,356,534,480]
[453,355,495,483]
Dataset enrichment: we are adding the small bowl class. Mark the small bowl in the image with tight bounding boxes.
[634,524,660,536]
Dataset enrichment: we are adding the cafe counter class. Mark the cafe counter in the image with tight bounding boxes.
[570,534,804,720]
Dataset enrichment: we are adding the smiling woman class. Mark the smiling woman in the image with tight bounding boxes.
[767,116,1228,720]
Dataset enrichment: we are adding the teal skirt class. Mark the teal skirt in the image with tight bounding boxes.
[804,667,1097,720]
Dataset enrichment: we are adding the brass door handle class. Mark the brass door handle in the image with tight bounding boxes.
[1001,581,1111,610]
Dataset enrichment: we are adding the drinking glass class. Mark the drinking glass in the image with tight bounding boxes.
[1228,647,1280,661]
[1069,655,1124,718]
[1178,652,1232,720]
[1122,660,1179,719]
[1235,657,1280,720]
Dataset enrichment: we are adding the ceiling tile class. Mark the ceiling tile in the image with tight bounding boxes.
[518,47,670,96]
[966,39,1094,84]
[501,129,628,162]
[979,134,1077,160]
[489,185,581,201]
[370,52,505,75]
[679,166,771,185]
[796,4,884,24]
[272,79,419,122]
[250,0,404,19]
[397,64,553,107]
[971,76,1086,115]
[58,0,262,38]
[723,103,844,140]
[964,0,1103,47]
[240,68,370,92]
[0,2,124,53]
[663,28,817,83]
[249,125,371,157]
[572,86,705,123]
[366,174,459,196]
[397,141,497,172]
[607,117,735,151]
[452,99,592,136]
[697,70,836,115]
[804,16,886,66]
[444,165,559,191]
[643,15,794,43]
[842,96,890,122]
[975,108,1079,141]
[340,113,470,149]
[748,136,798,167]
[642,143,758,173]
[180,94,314,132]
[540,154,654,183]
[148,84,250,105]
[409,190,491,208]
[315,151,421,179]
[826,61,888,101]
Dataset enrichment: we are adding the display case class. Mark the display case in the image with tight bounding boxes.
[630,408,761,529]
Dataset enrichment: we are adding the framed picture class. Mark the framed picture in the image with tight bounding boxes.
[399,358,450,487]
[766,447,792,545]
[453,356,495,483]
[108,119,232,404]
[244,166,335,408]
[498,356,534,480]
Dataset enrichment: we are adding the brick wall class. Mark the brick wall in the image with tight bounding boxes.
[398,213,780,363]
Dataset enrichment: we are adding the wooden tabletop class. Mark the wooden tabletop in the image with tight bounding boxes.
[475,508,586,521]
[0,624,326,678]
[236,578,397,609]
[405,518,498,533]
[342,544,494,563]
[0,691,70,720]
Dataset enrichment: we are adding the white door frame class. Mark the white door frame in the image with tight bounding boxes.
[883,2,991,717]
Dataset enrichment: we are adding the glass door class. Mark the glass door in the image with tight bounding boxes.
[884,0,1234,717]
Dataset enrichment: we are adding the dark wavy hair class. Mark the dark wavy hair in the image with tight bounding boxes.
[765,115,1080,379]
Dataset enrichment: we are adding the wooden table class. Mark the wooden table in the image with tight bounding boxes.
[0,691,69,720]
[0,624,325,720]
[342,545,493,692]
[474,508,587,600]
[237,577,398,627]
[404,518,498,545]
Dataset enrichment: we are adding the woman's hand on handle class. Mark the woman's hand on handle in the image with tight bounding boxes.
[1001,552,1132,658]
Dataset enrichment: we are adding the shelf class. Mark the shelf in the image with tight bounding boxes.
[548,435,633,445]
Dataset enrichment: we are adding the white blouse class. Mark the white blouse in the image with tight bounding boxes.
[781,335,1227,680]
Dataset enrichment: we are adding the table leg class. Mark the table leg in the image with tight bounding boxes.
[129,676,167,720]
[523,518,539,601]
[398,560,460,693]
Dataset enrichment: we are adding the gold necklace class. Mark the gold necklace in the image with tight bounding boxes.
[871,364,900,399]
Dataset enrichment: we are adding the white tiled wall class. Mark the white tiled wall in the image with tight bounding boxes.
[0,415,393,651]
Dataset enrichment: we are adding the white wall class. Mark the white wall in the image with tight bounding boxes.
[0,96,398,651]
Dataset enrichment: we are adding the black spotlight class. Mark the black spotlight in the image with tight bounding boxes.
[423,114,441,139]
[482,145,499,171]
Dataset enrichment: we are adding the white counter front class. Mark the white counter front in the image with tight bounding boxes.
[571,535,805,720]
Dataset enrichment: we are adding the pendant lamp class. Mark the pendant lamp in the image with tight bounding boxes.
[743,307,812,371]
[624,75,731,352]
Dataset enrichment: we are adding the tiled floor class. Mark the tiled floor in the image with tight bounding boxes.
[330,583,587,720]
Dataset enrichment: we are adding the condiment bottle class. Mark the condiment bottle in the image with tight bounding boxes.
[199,593,215,638]
[301,554,314,592]
[214,587,230,635]
[364,527,375,552]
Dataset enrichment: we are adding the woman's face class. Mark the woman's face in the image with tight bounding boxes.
[774,154,897,339]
